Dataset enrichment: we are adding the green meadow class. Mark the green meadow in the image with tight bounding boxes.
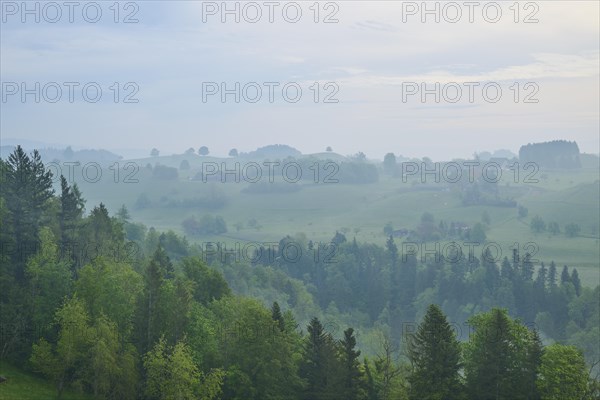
[72,155,600,287]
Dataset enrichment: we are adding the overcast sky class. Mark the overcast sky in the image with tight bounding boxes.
[1,1,598,160]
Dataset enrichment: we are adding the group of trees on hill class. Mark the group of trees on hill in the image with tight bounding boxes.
[530,215,582,237]
[519,140,581,169]
[1,146,598,399]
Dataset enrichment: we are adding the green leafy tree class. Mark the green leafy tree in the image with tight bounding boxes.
[383,153,396,175]
[374,333,404,400]
[144,337,219,400]
[531,215,546,233]
[137,246,174,351]
[463,308,541,400]
[548,222,560,236]
[30,297,94,397]
[537,344,588,400]
[470,222,487,243]
[198,146,209,156]
[181,257,230,305]
[87,314,139,399]
[76,257,143,341]
[26,228,73,341]
[565,223,581,238]
[518,205,529,218]
[212,296,302,399]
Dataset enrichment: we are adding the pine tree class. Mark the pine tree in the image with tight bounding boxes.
[271,301,285,332]
[386,235,398,267]
[571,268,581,296]
[362,359,378,400]
[534,263,547,307]
[59,176,85,267]
[300,317,341,400]
[547,261,557,287]
[523,329,543,400]
[521,253,534,281]
[339,328,362,400]
[560,265,571,286]
[482,248,500,291]
[535,262,547,288]
[464,308,536,400]
[3,146,54,281]
[141,246,173,351]
[501,257,514,281]
[407,304,463,400]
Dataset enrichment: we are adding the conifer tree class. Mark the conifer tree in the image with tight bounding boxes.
[407,304,462,400]
[339,328,363,400]
[571,268,581,296]
[271,301,285,332]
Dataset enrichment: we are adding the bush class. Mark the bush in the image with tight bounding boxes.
[564,223,580,238]
[153,165,178,180]
[182,215,227,236]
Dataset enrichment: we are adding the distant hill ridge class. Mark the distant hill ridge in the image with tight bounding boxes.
[519,140,581,169]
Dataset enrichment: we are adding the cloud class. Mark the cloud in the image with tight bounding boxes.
[332,53,600,87]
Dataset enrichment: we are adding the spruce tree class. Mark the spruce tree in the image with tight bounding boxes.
[560,265,571,286]
[339,328,362,400]
[464,308,541,400]
[300,317,341,400]
[571,268,581,296]
[3,146,54,281]
[271,301,285,332]
[547,261,557,287]
[407,304,462,400]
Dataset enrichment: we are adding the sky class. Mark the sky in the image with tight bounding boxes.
[1,1,599,160]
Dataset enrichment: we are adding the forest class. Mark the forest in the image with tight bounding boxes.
[1,147,599,400]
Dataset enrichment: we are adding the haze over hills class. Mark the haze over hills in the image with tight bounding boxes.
[2,1,599,397]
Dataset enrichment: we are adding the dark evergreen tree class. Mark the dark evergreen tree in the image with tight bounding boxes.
[339,328,362,400]
[560,265,571,286]
[464,308,536,400]
[271,301,285,332]
[3,146,54,281]
[299,317,342,400]
[58,175,85,268]
[500,256,514,281]
[524,329,543,400]
[547,261,557,287]
[362,359,378,400]
[571,268,581,296]
[386,235,398,267]
[521,253,534,281]
[407,304,463,400]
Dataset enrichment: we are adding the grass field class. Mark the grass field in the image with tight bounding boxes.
[0,363,93,400]
[71,157,600,287]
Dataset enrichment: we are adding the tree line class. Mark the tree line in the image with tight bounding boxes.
[1,146,598,399]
